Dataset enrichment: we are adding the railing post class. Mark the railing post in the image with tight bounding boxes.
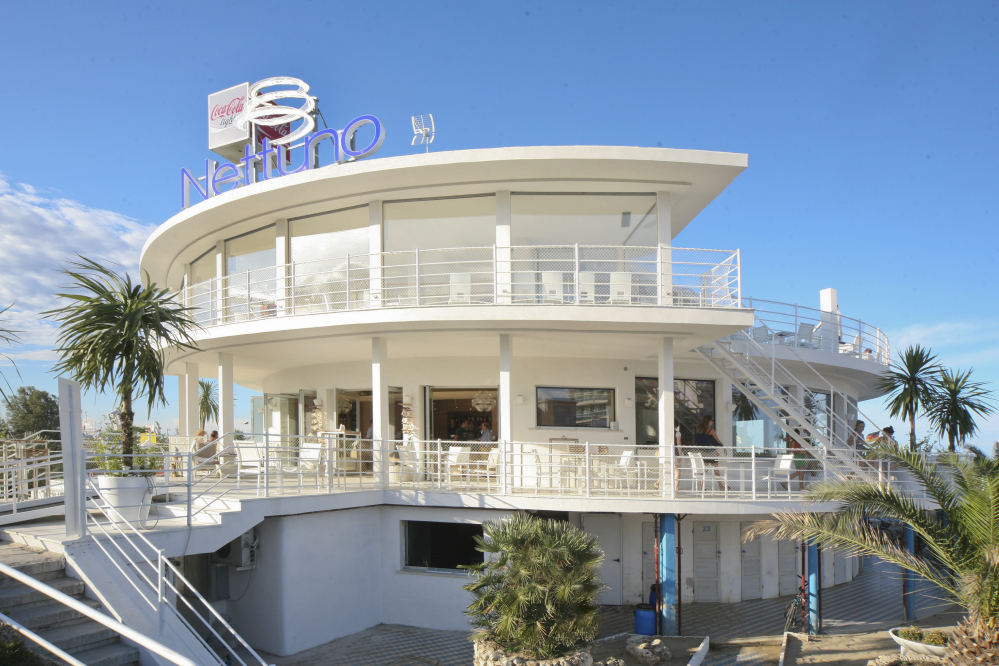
[574,243,581,304]
[157,549,165,633]
[585,442,591,498]
[245,269,251,321]
[414,248,421,306]
[437,439,442,490]
[58,378,84,539]
[186,452,193,527]
[751,446,757,500]
[822,447,827,484]
[289,261,296,315]
[736,248,742,304]
[501,440,508,494]
[493,244,498,304]
[264,432,271,497]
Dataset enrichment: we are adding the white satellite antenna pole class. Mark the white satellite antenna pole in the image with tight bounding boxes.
[411,114,435,153]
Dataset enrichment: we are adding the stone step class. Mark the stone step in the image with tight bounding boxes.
[38,619,120,654]
[0,542,65,581]
[0,575,84,612]
[6,597,102,630]
[59,641,140,666]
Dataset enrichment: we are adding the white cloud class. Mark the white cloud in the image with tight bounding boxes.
[0,176,154,351]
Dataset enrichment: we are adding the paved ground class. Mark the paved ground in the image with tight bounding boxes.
[254,557,951,666]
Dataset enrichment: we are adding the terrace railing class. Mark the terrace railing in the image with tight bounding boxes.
[179,245,742,326]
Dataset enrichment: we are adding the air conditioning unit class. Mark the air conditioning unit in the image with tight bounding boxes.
[212,529,257,570]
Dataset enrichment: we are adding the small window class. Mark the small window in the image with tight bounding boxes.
[536,387,615,429]
[404,521,483,572]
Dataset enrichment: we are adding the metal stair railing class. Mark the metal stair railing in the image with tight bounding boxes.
[81,474,274,666]
[698,316,887,480]
[0,560,198,666]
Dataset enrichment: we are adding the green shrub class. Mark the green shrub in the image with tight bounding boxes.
[461,513,603,659]
[0,623,42,665]
[898,626,948,646]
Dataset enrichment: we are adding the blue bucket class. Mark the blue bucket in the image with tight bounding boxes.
[634,603,657,636]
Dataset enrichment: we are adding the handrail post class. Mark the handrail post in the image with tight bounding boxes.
[437,439,442,490]
[414,248,421,306]
[264,432,271,497]
[751,446,757,500]
[186,452,193,526]
[736,248,742,304]
[501,440,508,494]
[157,549,165,633]
[493,244,498,304]
[574,243,581,304]
[289,261,296,315]
[585,442,591,498]
[345,253,351,311]
[245,269,251,321]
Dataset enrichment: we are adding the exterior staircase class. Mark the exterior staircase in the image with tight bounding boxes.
[0,541,139,666]
[696,322,874,480]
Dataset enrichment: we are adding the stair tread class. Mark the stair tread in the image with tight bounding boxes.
[63,642,140,666]
[0,542,65,577]
[0,575,83,607]
[38,619,119,652]
[6,597,101,628]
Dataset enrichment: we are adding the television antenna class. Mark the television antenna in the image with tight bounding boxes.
[411,114,435,152]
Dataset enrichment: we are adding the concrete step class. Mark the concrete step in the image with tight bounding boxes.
[67,642,141,666]
[0,575,84,612]
[0,568,65,587]
[6,597,102,630]
[38,619,120,654]
[0,541,65,580]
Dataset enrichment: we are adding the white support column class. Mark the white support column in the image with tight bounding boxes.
[496,191,512,304]
[718,377,733,451]
[657,337,674,483]
[369,201,383,307]
[177,373,188,437]
[184,363,200,438]
[499,334,513,443]
[275,218,289,315]
[218,353,234,449]
[819,288,839,352]
[215,240,225,324]
[657,191,673,305]
[371,337,388,483]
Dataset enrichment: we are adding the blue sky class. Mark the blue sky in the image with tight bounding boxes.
[0,2,996,443]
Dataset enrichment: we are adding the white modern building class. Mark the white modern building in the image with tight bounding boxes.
[93,143,892,656]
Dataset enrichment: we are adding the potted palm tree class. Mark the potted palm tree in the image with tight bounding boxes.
[462,513,602,666]
[746,442,999,665]
[45,257,199,522]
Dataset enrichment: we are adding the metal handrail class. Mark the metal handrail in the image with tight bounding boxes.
[0,560,198,666]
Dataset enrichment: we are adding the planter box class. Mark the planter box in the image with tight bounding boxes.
[888,628,947,658]
[97,476,152,528]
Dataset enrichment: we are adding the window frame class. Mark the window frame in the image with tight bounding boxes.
[402,520,484,575]
[535,386,617,430]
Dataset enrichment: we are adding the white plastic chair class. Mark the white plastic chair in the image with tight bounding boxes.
[765,454,796,498]
[390,445,418,484]
[297,439,327,491]
[795,323,815,348]
[578,271,596,304]
[687,452,707,497]
[541,272,564,304]
[610,273,631,304]
[449,273,471,304]
[445,447,470,487]
[235,442,265,493]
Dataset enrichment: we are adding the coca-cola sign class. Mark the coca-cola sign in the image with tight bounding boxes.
[208,83,249,151]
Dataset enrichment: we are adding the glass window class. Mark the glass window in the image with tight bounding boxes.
[635,378,660,447]
[427,387,498,442]
[190,249,216,285]
[536,387,615,428]
[511,194,657,247]
[383,196,496,252]
[334,388,403,440]
[674,379,716,449]
[404,521,484,572]
[226,226,275,276]
[289,206,369,266]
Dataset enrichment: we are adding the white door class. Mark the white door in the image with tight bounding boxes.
[835,550,848,584]
[741,523,762,600]
[778,539,799,596]
[693,522,720,602]
[584,514,623,605]
[642,522,656,602]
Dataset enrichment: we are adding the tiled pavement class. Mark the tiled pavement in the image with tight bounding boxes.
[260,557,949,665]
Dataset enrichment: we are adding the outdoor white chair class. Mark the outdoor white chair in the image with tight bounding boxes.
[296,439,328,491]
[609,272,632,304]
[764,454,797,499]
[688,452,708,498]
[795,322,816,348]
[752,326,771,344]
[541,272,564,304]
[390,445,418,484]
[445,447,471,487]
[234,442,266,494]
[449,273,471,304]
[840,332,864,357]
[578,271,596,304]
[481,448,501,488]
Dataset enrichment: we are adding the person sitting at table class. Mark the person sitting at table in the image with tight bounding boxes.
[453,419,471,442]
[695,415,728,492]
[478,422,493,443]
[190,429,216,472]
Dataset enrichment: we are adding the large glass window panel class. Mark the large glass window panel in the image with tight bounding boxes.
[226,226,275,275]
[511,194,657,247]
[190,249,216,285]
[383,196,496,252]
[404,521,484,571]
[536,387,614,429]
[673,379,716,449]
[289,206,369,266]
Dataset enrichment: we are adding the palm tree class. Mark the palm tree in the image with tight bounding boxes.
[745,442,999,664]
[199,379,218,431]
[876,344,942,451]
[45,257,199,464]
[461,513,603,660]
[925,368,994,452]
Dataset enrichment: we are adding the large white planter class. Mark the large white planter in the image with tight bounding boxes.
[888,628,948,658]
[97,476,152,528]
